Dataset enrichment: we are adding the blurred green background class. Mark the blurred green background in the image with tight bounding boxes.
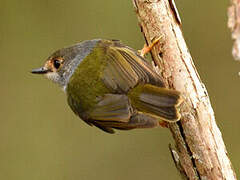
[0,0,239,179]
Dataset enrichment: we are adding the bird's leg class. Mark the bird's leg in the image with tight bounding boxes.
[139,36,163,57]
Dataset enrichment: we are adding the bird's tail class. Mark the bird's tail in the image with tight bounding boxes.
[128,84,183,122]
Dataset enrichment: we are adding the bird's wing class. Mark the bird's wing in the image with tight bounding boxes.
[87,93,164,134]
[87,94,133,134]
[102,42,164,93]
[88,94,132,122]
[102,46,139,93]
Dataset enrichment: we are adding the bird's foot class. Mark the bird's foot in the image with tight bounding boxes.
[138,36,163,57]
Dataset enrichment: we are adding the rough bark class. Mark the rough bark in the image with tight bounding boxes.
[228,0,240,61]
[132,0,237,179]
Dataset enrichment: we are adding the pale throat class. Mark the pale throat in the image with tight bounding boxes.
[44,72,67,92]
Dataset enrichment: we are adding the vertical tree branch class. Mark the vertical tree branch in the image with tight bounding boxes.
[132,0,237,179]
[228,0,240,61]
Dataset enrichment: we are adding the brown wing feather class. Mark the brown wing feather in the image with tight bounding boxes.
[102,41,164,94]
[88,94,132,122]
[116,47,164,87]
[102,46,139,93]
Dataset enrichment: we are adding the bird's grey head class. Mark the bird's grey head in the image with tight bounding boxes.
[31,39,100,90]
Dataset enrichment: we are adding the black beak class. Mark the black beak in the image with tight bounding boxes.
[31,67,49,74]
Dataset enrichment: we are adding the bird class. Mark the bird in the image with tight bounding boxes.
[32,39,182,133]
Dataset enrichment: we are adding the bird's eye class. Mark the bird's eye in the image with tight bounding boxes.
[53,59,61,69]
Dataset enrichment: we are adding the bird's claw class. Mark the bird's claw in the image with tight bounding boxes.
[138,36,164,57]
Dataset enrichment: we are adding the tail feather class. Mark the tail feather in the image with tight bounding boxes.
[128,84,182,122]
